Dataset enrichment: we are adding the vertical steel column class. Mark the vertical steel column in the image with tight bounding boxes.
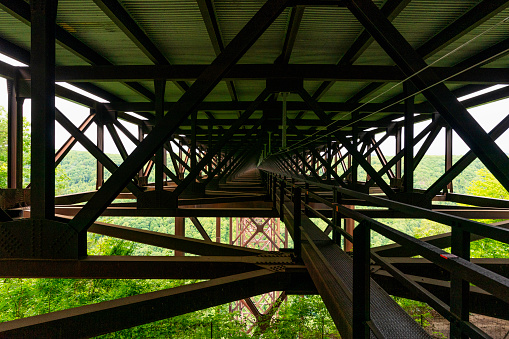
[96,120,104,190]
[174,217,185,256]
[229,217,233,245]
[304,182,309,214]
[208,121,213,175]
[353,221,371,339]
[155,79,165,191]
[178,140,183,179]
[344,212,354,252]
[403,82,414,193]
[365,152,371,182]
[450,226,470,339]
[268,131,272,155]
[311,152,316,177]
[138,125,144,179]
[216,217,221,243]
[191,110,197,170]
[272,175,277,210]
[281,92,288,150]
[395,127,402,179]
[302,149,306,176]
[217,146,222,179]
[7,79,23,189]
[292,186,301,260]
[217,147,223,170]
[334,151,338,176]
[30,0,58,219]
[351,116,358,186]
[445,126,453,193]
[327,132,332,182]
[163,146,167,183]
[279,179,286,221]
[332,190,341,247]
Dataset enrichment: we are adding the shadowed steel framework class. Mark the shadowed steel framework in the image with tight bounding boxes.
[0,0,509,337]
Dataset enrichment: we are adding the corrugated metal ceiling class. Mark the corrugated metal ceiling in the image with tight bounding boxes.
[0,0,507,122]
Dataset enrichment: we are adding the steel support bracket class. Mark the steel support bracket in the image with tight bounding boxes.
[394,192,432,209]
[136,190,178,209]
[266,77,303,93]
[179,181,207,199]
[94,103,117,126]
[0,219,78,259]
[0,188,31,210]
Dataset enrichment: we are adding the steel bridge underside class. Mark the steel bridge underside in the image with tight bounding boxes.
[1,0,509,338]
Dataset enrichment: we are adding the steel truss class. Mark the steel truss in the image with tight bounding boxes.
[0,0,508,338]
[229,216,288,333]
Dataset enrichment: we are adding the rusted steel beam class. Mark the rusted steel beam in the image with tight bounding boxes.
[96,121,104,189]
[54,192,134,205]
[55,108,143,197]
[196,0,238,101]
[298,88,396,199]
[174,217,185,256]
[54,207,279,218]
[172,92,268,196]
[106,100,409,114]
[346,0,509,193]
[55,113,95,166]
[0,270,291,338]
[338,0,509,118]
[373,270,509,321]
[289,204,427,338]
[6,79,23,189]
[424,112,509,199]
[22,64,509,83]
[105,123,129,160]
[311,0,410,101]
[365,117,442,188]
[298,207,509,220]
[374,220,509,258]
[93,0,168,65]
[277,6,304,64]
[68,0,291,236]
[374,257,509,281]
[29,0,57,220]
[0,0,154,100]
[190,216,212,241]
[0,28,123,104]
[0,256,271,279]
[86,220,265,256]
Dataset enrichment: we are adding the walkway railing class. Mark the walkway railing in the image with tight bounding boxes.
[263,171,509,339]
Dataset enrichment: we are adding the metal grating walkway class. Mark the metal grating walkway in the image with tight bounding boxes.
[283,199,431,338]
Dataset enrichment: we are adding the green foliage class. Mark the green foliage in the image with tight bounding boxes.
[467,168,509,200]
[392,163,509,332]
[260,295,339,338]
[465,168,509,258]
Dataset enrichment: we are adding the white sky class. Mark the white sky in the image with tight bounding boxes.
[1,52,509,157]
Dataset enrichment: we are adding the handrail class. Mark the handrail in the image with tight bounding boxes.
[262,170,509,245]
[303,202,354,243]
[370,252,490,339]
[262,172,508,339]
[353,220,495,339]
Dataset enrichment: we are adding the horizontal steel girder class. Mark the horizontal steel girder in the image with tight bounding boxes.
[0,255,307,279]
[0,269,297,338]
[10,64,509,84]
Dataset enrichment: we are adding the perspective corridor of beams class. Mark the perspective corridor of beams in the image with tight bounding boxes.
[0,0,509,337]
